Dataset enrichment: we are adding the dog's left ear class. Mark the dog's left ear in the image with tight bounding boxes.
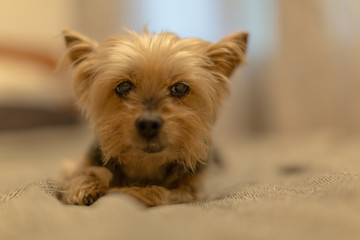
[207,32,248,77]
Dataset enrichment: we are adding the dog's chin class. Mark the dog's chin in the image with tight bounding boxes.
[141,142,165,154]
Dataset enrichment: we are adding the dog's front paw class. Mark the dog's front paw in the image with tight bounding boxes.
[61,175,109,206]
[80,186,107,206]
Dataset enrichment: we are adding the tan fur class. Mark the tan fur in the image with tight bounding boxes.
[60,165,112,205]
[59,28,247,206]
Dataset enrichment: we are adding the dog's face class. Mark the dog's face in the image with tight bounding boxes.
[63,29,247,169]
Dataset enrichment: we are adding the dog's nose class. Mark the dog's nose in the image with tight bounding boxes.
[135,114,163,139]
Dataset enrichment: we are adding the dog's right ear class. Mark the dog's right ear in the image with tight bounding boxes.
[61,29,99,113]
[62,29,98,66]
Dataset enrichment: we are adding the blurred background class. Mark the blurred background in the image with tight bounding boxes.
[1,0,360,135]
[0,0,360,187]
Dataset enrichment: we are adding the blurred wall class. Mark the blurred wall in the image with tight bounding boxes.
[72,0,120,42]
[264,0,360,135]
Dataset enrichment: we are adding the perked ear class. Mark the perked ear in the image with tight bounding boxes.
[61,29,99,112]
[208,32,248,77]
[62,28,98,66]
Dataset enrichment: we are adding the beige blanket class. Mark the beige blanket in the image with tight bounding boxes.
[1,127,360,240]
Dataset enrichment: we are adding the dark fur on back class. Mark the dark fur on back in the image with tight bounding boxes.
[87,142,206,188]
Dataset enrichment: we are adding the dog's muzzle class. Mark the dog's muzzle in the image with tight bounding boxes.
[135,113,165,153]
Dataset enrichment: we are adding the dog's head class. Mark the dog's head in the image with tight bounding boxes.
[62,29,247,169]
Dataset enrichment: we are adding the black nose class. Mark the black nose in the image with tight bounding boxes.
[135,114,164,139]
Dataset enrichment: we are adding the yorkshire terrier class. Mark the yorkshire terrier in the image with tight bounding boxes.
[59,28,247,207]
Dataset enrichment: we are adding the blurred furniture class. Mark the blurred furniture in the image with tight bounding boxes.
[0,43,80,130]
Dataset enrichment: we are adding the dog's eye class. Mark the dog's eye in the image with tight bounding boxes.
[115,81,134,97]
[170,83,190,98]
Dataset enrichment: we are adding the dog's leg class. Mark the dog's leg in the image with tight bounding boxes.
[109,177,200,207]
[60,163,113,206]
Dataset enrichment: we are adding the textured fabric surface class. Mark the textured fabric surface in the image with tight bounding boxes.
[0,179,59,204]
[1,128,360,240]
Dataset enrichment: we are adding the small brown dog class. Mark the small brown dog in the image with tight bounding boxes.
[59,28,247,206]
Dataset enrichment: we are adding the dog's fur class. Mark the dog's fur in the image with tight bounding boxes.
[59,28,247,206]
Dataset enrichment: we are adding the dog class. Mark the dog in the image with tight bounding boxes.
[59,28,248,207]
